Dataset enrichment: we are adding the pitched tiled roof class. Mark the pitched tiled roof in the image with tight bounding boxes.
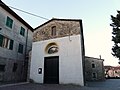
[85,56,104,61]
[104,66,112,69]
[112,66,120,70]
[104,66,120,70]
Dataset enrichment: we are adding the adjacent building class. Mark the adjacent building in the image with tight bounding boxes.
[0,1,33,82]
[30,18,85,86]
[85,56,105,81]
[105,66,120,78]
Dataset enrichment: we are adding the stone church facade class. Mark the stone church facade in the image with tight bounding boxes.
[30,18,85,86]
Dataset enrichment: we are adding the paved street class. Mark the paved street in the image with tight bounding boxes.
[87,79,120,90]
[87,79,120,88]
[0,79,120,90]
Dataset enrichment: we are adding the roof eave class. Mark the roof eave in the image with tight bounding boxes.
[34,18,82,31]
[0,1,33,32]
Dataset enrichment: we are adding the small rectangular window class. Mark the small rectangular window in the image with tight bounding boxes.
[18,44,23,54]
[92,63,95,68]
[51,26,56,36]
[0,65,5,72]
[92,73,97,78]
[13,63,18,72]
[6,16,13,29]
[20,27,25,36]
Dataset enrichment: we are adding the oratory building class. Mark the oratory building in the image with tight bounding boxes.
[30,18,85,86]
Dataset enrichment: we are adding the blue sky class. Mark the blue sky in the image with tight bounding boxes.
[2,0,120,66]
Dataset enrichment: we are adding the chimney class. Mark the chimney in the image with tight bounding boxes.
[99,55,101,59]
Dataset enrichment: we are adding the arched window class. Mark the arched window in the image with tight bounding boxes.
[48,46,58,54]
[51,26,56,36]
[45,42,59,54]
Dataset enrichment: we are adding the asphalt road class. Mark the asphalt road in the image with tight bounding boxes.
[0,79,120,90]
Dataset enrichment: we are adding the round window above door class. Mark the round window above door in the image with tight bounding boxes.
[45,42,59,54]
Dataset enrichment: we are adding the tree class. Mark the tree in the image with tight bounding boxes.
[110,11,120,61]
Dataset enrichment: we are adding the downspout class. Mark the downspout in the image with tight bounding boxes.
[24,28,29,81]
[24,28,28,60]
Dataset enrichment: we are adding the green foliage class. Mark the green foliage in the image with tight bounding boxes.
[111,11,120,60]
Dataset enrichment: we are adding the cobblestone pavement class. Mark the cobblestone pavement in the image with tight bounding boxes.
[0,79,120,90]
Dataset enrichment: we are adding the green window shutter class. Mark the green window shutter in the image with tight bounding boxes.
[9,19,13,29]
[0,34,4,47]
[18,44,23,54]
[20,27,25,36]
[9,40,14,50]
[6,17,9,26]
[6,16,13,29]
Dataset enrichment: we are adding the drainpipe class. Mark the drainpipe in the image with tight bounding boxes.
[24,28,28,60]
[99,55,101,59]
[24,28,29,81]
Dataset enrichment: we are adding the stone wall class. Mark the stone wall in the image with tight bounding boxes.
[33,20,81,42]
[85,56,105,81]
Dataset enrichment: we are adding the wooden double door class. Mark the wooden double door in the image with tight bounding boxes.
[44,56,59,84]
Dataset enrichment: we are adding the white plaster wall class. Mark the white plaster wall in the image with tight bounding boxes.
[30,35,84,86]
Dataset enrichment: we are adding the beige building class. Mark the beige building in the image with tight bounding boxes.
[85,56,105,81]
[0,1,33,82]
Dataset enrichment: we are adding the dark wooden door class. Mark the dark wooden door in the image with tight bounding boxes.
[44,56,59,84]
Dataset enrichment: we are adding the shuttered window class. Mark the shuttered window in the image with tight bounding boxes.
[0,34,14,50]
[20,27,25,36]
[0,34,4,47]
[6,16,13,29]
[18,44,23,54]
[9,40,14,50]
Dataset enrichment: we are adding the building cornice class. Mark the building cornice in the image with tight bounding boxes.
[0,0,33,31]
